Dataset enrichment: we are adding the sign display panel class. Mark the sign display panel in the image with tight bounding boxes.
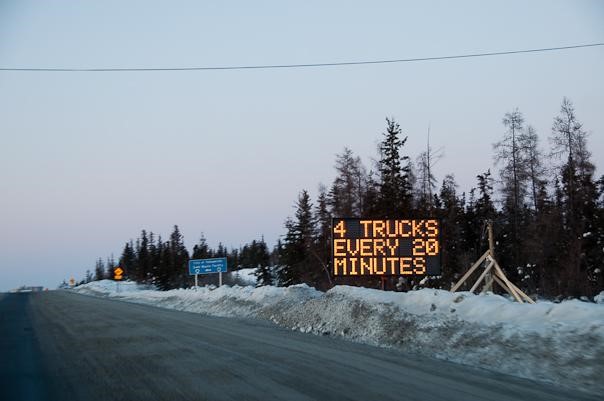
[332,218,441,276]
[113,267,124,281]
[188,257,228,275]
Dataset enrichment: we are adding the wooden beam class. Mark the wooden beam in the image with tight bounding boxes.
[485,222,495,292]
[469,260,494,293]
[508,281,535,304]
[494,268,522,303]
[492,275,522,303]
[487,222,496,258]
[480,275,494,294]
[492,262,523,303]
[451,250,490,292]
[492,274,507,293]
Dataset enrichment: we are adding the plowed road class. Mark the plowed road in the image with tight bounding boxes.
[0,291,597,401]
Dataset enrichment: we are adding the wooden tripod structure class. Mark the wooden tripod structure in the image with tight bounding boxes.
[451,221,534,304]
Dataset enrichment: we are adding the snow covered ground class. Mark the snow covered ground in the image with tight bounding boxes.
[73,279,604,394]
[228,268,257,286]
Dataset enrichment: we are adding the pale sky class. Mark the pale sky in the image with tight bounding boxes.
[1,0,603,291]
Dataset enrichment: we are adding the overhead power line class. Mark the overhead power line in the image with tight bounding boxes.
[1,43,602,72]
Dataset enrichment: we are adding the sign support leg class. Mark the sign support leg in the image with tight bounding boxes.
[219,271,222,287]
[195,274,198,289]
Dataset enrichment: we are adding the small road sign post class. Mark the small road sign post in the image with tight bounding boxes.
[188,258,228,288]
[114,267,123,293]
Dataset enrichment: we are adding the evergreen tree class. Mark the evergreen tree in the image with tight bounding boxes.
[252,238,273,287]
[168,225,189,289]
[590,176,604,293]
[106,255,116,280]
[361,170,380,218]
[315,185,331,261]
[551,97,592,226]
[154,226,189,290]
[437,175,465,287]
[376,118,412,217]
[415,137,441,214]
[255,264,273,287]
[278,191,319,286]
[228,248,239,271]
[150,234,162,286]
[494,109,529,270]
[314,185,333,287]
[328,148,366,217]
[550,97,597,295]
[475,170,497,222]
[139,230,152,283]
[270,239,283,267]
[278,217,301,286]
[215,243,227,257]
[119,241,136,281]
[94,258,105,281]
[524,125,547,210]
[192,234,211,259]
[155,237,172,290]
[470,171,497,265]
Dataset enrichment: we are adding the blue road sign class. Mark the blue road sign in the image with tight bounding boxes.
[188,258,228,275]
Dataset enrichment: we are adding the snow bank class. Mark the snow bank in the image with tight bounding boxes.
[229,268,257,286]
[73,280,604,394]
[74,280,149,295]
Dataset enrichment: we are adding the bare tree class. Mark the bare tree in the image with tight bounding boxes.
[523,125,547,210]
[550,97,592,220]
[493,108,531,269]
[328,147,367,217]
[551,97,590,166]
[494,108,528,212]
[416,127,443,211]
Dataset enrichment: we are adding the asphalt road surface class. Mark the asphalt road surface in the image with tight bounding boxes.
[0,291,598,401]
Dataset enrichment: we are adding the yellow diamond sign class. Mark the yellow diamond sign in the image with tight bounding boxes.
[114,267,124,281]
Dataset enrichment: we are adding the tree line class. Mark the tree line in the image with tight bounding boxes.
[277,97,602,297]
[79,97,603,298]
[82,229,273,290]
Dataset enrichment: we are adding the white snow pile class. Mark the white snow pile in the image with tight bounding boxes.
[75,280,150,293]
[229,268,257,286]
[73,280,604,394]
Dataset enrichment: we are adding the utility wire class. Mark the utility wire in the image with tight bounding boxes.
[1,43,602,72]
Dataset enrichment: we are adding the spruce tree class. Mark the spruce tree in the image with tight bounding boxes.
[315,185,331,263]
[150,235,162,287]
[94,258,105,281]
[550,97,597,295]
[137,230,151,283]
[437,175,465,287]
[168,225,189,289]
[155,237,172,290]
[415,140,441,214]
[192,234,211,259]
[106,255,117,280]
[119,241,136,281]
[254,238,273,287]
[494,109,529,270]
[376,118,412,217]
[328,148,366,217]
[278,217,302,286]
[278,191,318,286]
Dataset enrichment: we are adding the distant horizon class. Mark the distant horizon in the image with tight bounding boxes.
[1,0,603,291]
[2,96,603,291]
